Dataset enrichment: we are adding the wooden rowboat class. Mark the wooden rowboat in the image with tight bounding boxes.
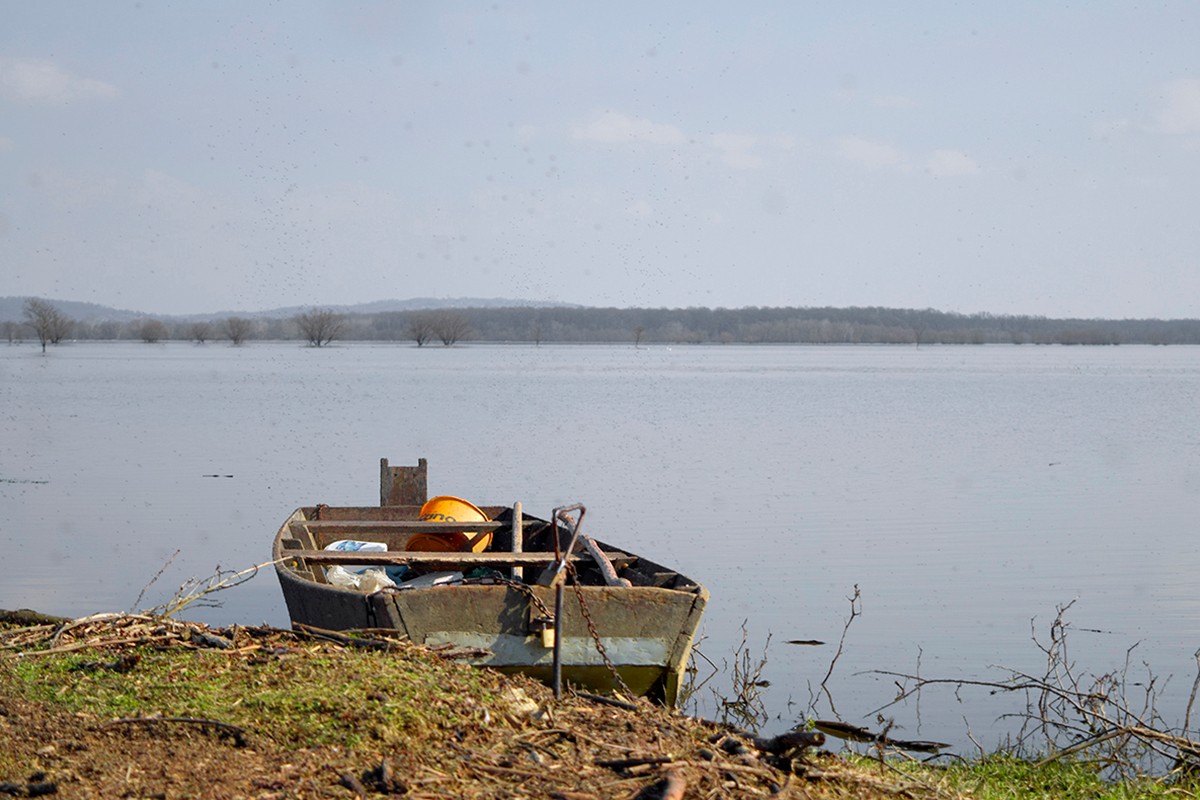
[272,459,708,706]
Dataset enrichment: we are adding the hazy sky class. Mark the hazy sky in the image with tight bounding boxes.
[2,2,1199,317]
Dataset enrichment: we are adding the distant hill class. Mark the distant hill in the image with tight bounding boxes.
[236,297,580,321]
[0,297,147,323]
[5,295,1200,345]
[0,296,577,323]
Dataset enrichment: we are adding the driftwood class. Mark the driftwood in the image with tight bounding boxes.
[292,623,407,651]
[575,691,639,711]
[812,719,876,743]
[813,720,948,754]
[595,755,675,771]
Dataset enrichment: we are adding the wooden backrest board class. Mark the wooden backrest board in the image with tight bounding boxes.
[380,457,428,506]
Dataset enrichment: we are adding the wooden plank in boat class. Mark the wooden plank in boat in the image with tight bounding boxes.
[283,550,635,569]
[300,520,506,533]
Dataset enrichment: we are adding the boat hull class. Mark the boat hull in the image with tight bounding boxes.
[273,506,708,706]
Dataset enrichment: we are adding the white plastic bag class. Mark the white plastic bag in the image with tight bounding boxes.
[325,539,387,553]
[324,540,394,591]
[325,565,396,592]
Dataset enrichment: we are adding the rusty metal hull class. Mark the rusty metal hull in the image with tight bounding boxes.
[273,506,708,705]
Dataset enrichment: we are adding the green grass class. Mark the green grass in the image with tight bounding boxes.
[881,754,1199,800]
[5,644,504,749]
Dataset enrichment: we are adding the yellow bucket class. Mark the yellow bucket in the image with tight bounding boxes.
[407,495,492,553]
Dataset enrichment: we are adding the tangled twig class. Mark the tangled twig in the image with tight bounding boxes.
[817,584,861,719]
[144,559,280,619]
[868,601,1200,778]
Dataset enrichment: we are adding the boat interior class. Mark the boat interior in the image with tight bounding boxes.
[274,460,703,592]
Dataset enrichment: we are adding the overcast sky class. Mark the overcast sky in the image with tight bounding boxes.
[2,2,1199,318]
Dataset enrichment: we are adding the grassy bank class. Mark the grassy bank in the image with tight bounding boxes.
[1,613,1196,799]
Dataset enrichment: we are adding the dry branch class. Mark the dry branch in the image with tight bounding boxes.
[869,602,1200,778]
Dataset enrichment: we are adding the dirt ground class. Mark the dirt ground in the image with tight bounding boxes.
[0,615,947,799]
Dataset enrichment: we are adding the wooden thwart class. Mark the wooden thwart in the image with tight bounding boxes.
[298,520,507,533]
[284,549,631,568]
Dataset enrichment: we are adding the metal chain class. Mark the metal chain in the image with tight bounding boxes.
[460,572,554,624]
[567,563,630,694]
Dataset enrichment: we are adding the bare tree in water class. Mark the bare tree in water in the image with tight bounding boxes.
[223,316,254,346]
[407,312,435,347]
[23,298,73,353]
[294,308,345,347]
[138,318,169,343]
[189,321,213,343]
[433,310,471,346]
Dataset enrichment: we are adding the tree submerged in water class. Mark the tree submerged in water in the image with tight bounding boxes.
[23,298,73,353]
[294,307,345,347]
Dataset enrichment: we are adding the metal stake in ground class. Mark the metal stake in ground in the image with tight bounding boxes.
[539,504,587,700]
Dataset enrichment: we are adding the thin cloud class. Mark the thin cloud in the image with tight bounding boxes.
[136,169,197,205]
[834,136,979,178]
[0,57,118,104]
[572,111,795,170]
[925,149,980,177]
[1091,116,1133,138]
[834,135,907,170]
[1153,78,1200,134]
[572,111,685,145]
[625,199,653,217]
[873,94,917,110]
[515,124,539,144]
[710,132,763,168]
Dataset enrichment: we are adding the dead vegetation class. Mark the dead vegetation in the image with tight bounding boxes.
[0,611,959,799]
[871,600,1200,782]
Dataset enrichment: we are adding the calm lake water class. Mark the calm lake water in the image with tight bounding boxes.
[2,341,1198,748]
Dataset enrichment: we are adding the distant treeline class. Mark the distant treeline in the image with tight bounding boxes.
[7,304,1200,346]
